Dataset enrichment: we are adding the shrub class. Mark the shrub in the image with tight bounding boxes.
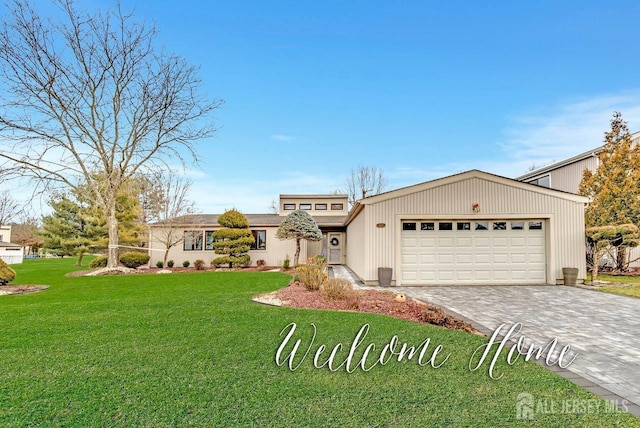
[167,260,174,268]
[194,259,205,270]
[182,260,190,268]
[156,261,164,268]
[0,259,16,285]
[89,255,108,269]
[283,256,290,270]
[320,278,354,301]
[418,305,475,333]
[256,259,266,270]
[211,255,250,268]
[119,252,150,268]
[295,256,327,291]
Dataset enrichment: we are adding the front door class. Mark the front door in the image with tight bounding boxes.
[327,232,343,264]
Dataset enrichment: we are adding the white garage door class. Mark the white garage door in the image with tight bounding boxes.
[401,220,546,285]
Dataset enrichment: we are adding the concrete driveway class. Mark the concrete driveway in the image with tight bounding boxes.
[395,285,640,416]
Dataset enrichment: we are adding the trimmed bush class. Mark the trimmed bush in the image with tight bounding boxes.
[320,278,355,301]
[156,261,164,268]
[167,260,174,268]
[89,255,108,269]
[283,256,290,270]
[182,260,190,268]
[212,255,250,268]
[194,259,205,270]
[0,259,16,285]
[119,252,150,269]
[295,256,327,291]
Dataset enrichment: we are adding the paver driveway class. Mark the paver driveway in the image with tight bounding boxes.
[394,285,640,413]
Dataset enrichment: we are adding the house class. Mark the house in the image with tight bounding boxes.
[0,225,23,264]
[148,194,348,268]
[149,170,589,285]
[516,131,640,268]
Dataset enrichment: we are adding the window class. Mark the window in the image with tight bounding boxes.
[457,222,471,231]
[184,231,203,251]
[493,222,507,230]
[527,175,550,188]
[439,222,453,231]
[475,221,488,230]
[421,222,435,231]
[315,203,327,210]
[529,221,543,230]
[511,221,525,230]
[251,230,267,250]
[331,203,344,210]
[283,204,296,210]
[205,230,216,250]
[403,222,417,231]
[300,204,312,210]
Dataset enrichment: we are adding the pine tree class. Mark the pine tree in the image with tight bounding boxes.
[579,112,640,271]
[275,210,322,266]
[41,193,104,266]
[212,209,254,268]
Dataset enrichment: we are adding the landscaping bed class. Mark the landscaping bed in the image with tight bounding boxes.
[0,285,49,295]
[257,282,479,334]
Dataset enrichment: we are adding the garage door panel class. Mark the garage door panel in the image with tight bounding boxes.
[401,219,547,285]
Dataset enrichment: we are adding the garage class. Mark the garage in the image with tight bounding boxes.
[400,219,546,284]
[345,170,588,286]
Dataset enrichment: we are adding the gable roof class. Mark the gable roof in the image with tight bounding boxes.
[361,170,589,204]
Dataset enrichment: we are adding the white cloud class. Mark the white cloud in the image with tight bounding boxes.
[269,134,295,142]
[496,92,640,177]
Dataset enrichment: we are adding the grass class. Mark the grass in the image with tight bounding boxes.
[0,259,637,427]
[590,274,640,298]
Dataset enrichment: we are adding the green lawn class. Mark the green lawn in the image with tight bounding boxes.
[592,274,640,298]
[1,259,637,427]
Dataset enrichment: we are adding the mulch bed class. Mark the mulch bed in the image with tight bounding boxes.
[270,282,479,334]
[0,285,49,295]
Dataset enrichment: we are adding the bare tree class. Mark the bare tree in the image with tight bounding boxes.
[142,172,196,267]
[0,0,221,268]
[0,190,20,227]
[344,165,388,206]
[268,198,278,215]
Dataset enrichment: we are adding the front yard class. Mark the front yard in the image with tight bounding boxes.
[0,258,637,426]
[591,274,640,298]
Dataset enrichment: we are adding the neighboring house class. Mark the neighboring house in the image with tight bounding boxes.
[148,194,349,268]
[149,170,589,285]
[0,225,23,264]
[516,131,640,268]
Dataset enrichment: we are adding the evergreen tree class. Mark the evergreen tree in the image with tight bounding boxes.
[580,112,640,227]
[212,209,254,268]
[579,112,640,271]
[41,193,104,266]
[275,210,322,266]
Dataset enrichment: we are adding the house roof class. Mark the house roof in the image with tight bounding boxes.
[515,147,602,181]
[151,213,348,228]
[280,194,348,199]
[0,241,22,249]
[345,169,590,225]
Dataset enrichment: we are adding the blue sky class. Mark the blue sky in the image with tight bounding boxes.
[10,1,640,214]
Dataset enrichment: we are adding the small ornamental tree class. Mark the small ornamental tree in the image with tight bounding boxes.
[0,258,16,285]
[275,210,322,266]
[586,224,639,282]
[212,209,254,268]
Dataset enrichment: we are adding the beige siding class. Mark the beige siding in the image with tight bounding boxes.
[548,156,598,194]
[358,176,586,285]
[0,225,11,242]
[280,195,348,216]
[149,226,304,268]
[629,247,640,269]
[346,208,367,280]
